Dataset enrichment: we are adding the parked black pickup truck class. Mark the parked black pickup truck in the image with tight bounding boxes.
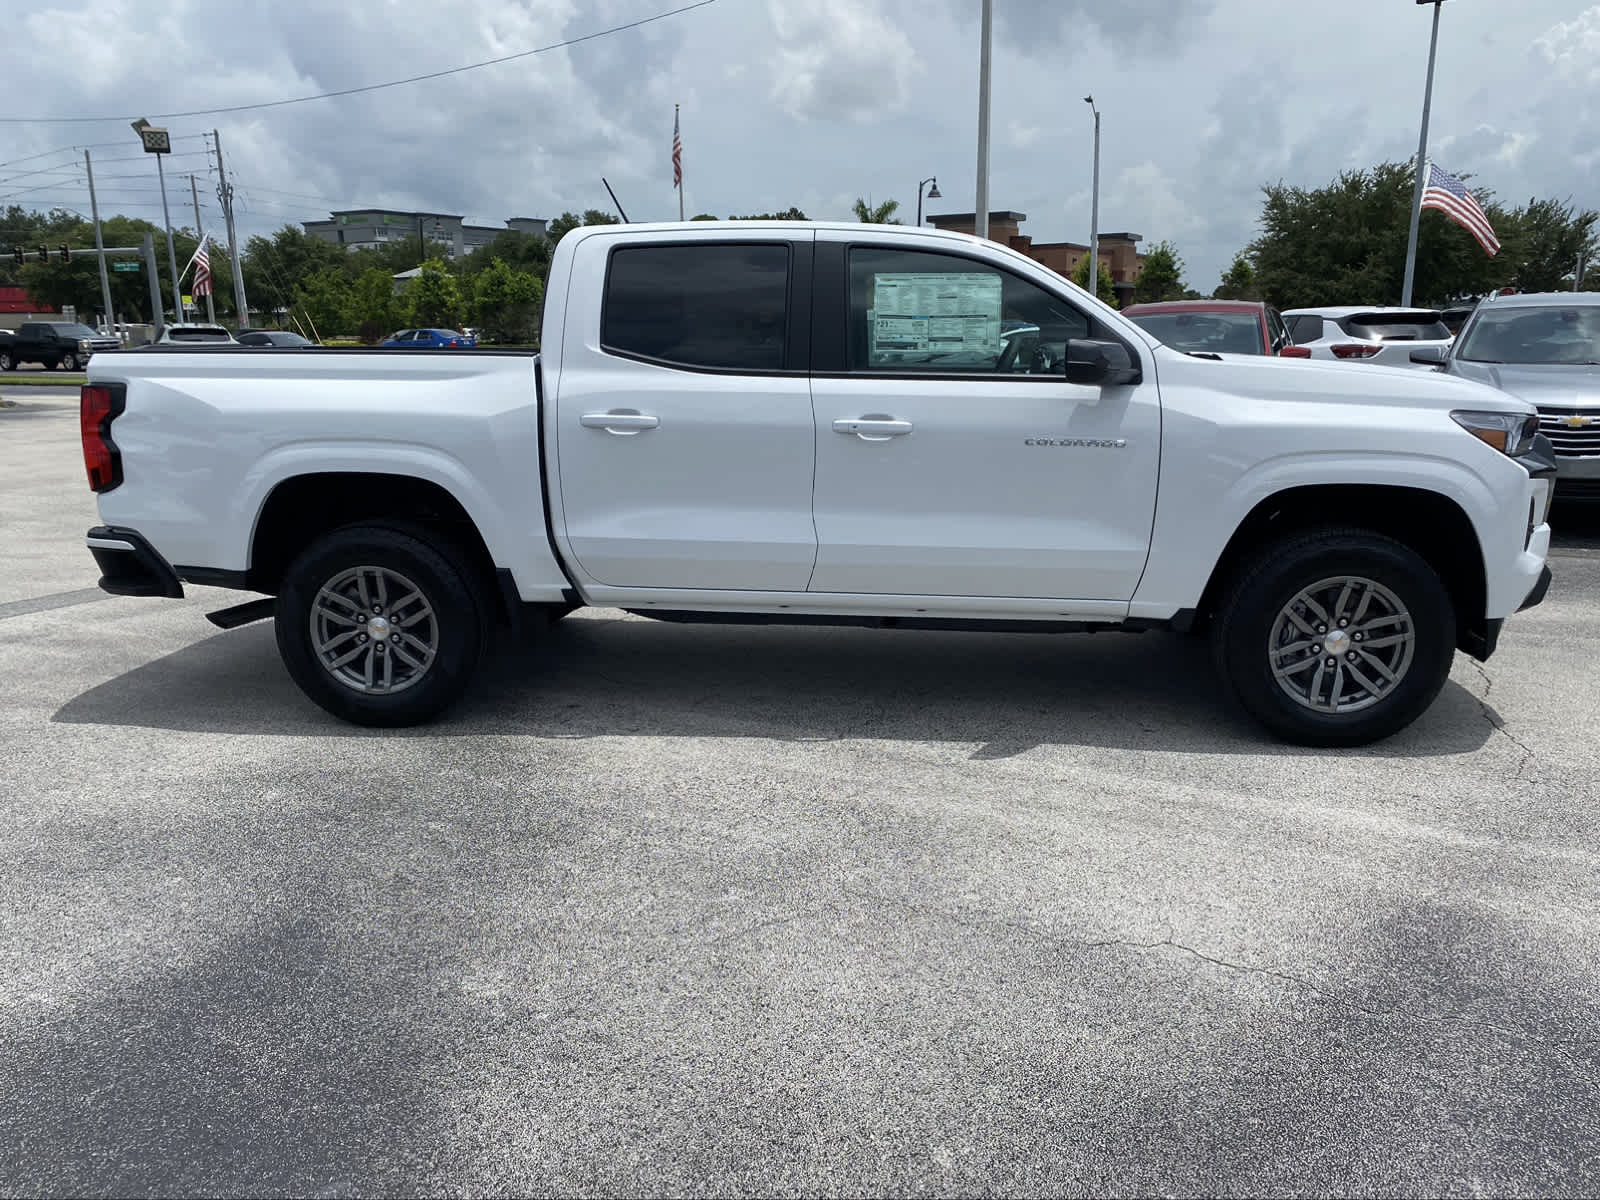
[1,321,120,371]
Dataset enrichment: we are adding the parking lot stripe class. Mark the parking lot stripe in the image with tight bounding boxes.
[0,588,112,621]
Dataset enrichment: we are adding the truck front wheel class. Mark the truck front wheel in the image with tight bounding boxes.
[1213,529,1456,746]
[275,524,487,726]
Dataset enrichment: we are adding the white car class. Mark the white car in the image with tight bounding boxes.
[80,221,1553,745]
[155,323,237,345]
[1283,306,1453,369]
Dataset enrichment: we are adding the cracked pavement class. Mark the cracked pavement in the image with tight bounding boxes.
[3,392,1600,1196]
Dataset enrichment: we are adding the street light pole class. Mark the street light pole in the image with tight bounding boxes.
[1401,0,1447,308]
[915,176,941,228]
[975,0,992,239]
[1085,96,1100,298]
[132,120,183,324]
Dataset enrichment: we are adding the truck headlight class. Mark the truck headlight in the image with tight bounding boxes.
[78,338,92,352]
[1451,410,1539,456]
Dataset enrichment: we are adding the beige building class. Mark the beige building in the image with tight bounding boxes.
[925,211,1146,306]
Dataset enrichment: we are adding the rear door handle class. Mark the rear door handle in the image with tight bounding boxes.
[833,417,913,441]
[580,410,659,435]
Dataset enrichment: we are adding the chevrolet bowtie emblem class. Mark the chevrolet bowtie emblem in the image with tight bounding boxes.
[1561,414,1595,428]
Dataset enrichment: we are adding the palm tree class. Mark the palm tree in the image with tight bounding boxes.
[853,197,902,225]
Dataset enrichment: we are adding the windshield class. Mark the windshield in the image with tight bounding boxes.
[169,327,231,341]
[1455,306,1600,364]
[59,324,99,338]
[1340,312,1450,341]
[1128,311,1264,355]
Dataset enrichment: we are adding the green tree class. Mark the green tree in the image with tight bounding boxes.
[690,213,720,221]
[405,258,463,329]
[458,229,551,283]
[1133,240,1187,304]
[349,267,402,340]
[1070,251,1116,304]
[293,267,354,340]
[470,258,544,345]
[547,209,622,243]
[243,225,348,321]
[732,207,810,220]
[853,198,901,224]
[1239,160,1593,308]
[1503,197,1598,293]
[1215,253,1261,301]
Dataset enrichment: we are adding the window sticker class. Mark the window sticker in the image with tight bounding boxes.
[869,273,1003,362]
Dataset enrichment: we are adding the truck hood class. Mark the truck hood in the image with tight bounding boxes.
[1155,348,1534,414]
[1446,360,1600,409]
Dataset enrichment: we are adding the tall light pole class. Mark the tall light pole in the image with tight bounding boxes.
[131,119,183,323]
[1401,0,1447,308]
[1084,96,1100,297]
[915,177,941,228]
[975,0,992,239]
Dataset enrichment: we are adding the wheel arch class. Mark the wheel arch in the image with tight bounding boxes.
[1192,483,1490,658]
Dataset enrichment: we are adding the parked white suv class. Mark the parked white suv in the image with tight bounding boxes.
[1284,306,1453,369]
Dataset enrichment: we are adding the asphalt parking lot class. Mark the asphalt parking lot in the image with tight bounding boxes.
[2,389,1598,1196]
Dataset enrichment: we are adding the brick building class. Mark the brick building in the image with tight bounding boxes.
[925,211,1145,306]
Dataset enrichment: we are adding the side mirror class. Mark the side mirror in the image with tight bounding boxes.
[1063,338,1141,386]
[1409,346,1446,366]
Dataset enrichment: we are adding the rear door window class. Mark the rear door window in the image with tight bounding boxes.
[1287,315,1322,343]
[603,243,790,371]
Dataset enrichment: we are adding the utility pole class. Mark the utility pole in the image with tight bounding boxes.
[974,0,992,240]
[84,150,118,336]
[142,232,165,337]
[213,130,249,324]
[1401,0,1447,308]
[189,174,216,323]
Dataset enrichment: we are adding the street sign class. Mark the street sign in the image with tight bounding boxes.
[112,261,141,273]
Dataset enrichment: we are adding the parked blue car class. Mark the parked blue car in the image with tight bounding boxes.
[379,327,476,348]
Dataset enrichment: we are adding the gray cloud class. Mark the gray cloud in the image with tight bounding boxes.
[1,0,1594,297]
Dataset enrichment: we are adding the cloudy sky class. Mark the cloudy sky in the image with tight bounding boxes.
[2,0,1595,290]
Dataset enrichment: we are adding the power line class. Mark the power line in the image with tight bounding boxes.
[0,135,208,169]
[0,1,717,124]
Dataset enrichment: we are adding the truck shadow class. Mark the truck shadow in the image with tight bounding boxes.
[53,615,1496,757]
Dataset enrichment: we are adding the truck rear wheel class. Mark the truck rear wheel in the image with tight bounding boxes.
[275,524,487,726]
[1213,529,1456,746]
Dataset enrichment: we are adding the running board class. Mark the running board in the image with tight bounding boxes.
[205,597,275,629]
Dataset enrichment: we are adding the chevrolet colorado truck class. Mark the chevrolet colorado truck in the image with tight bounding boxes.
[79,222,1555,745]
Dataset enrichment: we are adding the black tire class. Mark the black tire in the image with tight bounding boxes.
[0,351,12,372]
[274,524,488,726]
[1212,528,1456,747]
[58,352,79,371]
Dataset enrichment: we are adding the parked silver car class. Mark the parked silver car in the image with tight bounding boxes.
[1283,306,1454,369]
[1411,292,1600,499]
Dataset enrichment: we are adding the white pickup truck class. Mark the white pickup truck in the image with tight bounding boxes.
[79,222,1555,745]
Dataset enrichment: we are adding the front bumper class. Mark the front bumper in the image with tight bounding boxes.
[85,526,184,598]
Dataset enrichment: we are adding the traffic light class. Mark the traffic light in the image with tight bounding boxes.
[59,244,70,264]
[37,245,48,264]
[10,247,21,267]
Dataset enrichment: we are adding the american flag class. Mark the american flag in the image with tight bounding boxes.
[1422,163,1500,257]
[192,234,213,295]
[672,107,682,190]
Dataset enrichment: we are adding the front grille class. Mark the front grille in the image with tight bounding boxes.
[1538,408,1600,457]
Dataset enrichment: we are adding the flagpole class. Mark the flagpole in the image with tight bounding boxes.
[676,104,684,222]
[189,173,215,323]
[1401,0,1445,308]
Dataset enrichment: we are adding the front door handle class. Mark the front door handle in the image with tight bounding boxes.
[833,417,913,442]
[580,410,659,436]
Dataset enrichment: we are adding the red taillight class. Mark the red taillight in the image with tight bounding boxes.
[446,338,459,347]
[80,383,124,492]
[1279,346,1312,358]
[1330,343,1383,359]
